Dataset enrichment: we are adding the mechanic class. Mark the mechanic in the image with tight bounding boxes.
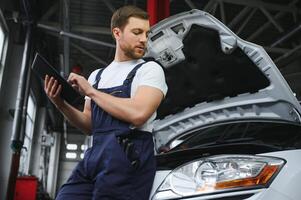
[44,5,168,200]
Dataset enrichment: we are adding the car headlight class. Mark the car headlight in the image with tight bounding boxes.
[152,155,284,200]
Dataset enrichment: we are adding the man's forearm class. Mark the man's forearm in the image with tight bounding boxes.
[87,86,163,127]
[90,92,143,126]
[56,101,92,134]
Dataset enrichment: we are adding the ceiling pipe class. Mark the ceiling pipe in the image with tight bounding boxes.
[102,0,116,13]
[37,23,116,48]
[259,7,283,32]
[247,0,298,41]
[62,0,70,76]
[184,0,197,9]
[275,43,301,64]
[71,43,108,66]
[271,24,301,47]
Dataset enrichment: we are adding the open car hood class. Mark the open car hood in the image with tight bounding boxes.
[145,10,301,151]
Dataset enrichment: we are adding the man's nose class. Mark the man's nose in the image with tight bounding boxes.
[140,33,148,43]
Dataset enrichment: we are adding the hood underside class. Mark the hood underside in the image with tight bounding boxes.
[154,24,270,118]
[145,9,301,119]
[145,10,301,150]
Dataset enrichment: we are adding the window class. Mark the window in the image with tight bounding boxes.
[64,143,88,160]
[66,152,77,159]
[81,144,87,151]
[0,26,4,60]
[19,95,36,175]
[0,9,8,67]
[0,9,8,89]
[66,144,78,150]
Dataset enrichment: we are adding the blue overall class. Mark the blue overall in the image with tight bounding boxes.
[56,62,156,200]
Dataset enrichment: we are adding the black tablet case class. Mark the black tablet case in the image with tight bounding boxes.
[31,53,82,105]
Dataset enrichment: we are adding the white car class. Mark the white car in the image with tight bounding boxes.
[146,10,301,200]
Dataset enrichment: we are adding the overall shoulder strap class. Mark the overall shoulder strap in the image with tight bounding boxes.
[123,61,147,85]
[93,68,105,88]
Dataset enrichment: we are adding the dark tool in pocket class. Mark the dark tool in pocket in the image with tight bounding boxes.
[117,136,140,169]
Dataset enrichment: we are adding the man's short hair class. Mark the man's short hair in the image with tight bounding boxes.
[111,5,149,31]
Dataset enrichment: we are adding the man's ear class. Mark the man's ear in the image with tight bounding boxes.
[112,27,121,40]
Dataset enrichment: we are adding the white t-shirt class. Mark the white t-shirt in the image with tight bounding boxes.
[86,59,168,132]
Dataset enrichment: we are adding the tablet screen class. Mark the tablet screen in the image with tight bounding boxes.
[31,53,83,105]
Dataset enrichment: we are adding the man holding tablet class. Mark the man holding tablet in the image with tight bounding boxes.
[44,5,167,200]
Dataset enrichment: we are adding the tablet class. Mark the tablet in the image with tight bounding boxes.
[31,53,83,105]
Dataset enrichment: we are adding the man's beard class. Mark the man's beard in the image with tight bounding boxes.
[122,44,146,59]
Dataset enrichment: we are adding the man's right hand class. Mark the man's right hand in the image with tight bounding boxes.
[44,75,64,108]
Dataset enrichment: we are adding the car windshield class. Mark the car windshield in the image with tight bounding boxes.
[170,121,301,151]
